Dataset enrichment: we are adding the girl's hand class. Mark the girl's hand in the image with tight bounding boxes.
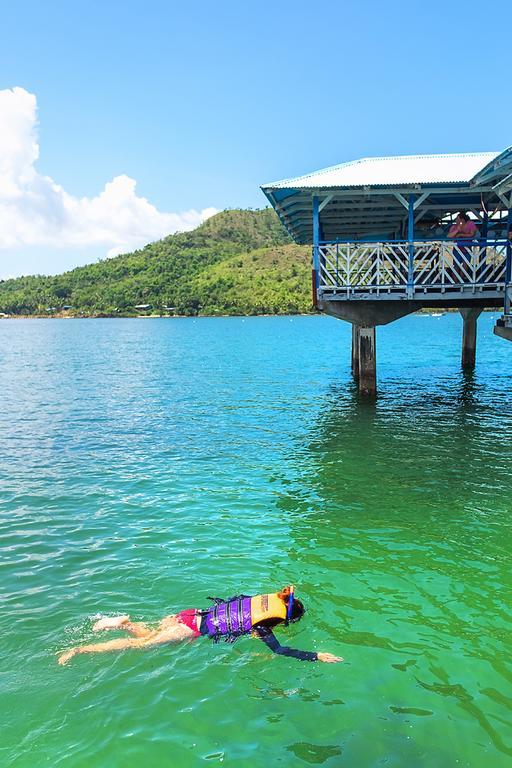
[317,652,343,663]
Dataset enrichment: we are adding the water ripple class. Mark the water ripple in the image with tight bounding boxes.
[1,315,512,766]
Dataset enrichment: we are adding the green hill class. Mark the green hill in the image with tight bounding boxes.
[0,209,314,317]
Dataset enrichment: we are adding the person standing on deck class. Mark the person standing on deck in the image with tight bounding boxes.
[448,212,479,281]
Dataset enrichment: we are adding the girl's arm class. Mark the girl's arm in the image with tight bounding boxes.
[254,625,342,663]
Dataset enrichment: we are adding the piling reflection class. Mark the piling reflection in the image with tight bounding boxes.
[284,370,512,522]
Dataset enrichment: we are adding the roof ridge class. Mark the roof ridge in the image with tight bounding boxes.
[262,152,499,189]
[312,152,498,175]
[358,151,496,163]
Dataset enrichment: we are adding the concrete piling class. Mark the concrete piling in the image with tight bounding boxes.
[358,326,377,395]
[460,308,482,369]
[351,324,360,379]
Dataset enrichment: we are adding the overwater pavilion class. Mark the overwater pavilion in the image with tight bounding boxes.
[262,148,512,393]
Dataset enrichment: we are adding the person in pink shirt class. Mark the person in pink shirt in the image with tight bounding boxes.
[448,212,479,281]
[448,212,479,241]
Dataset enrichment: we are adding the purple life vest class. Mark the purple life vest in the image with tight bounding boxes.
[204,596,252,640]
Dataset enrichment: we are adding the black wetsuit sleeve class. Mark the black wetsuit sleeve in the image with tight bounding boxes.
[254,625,318,662]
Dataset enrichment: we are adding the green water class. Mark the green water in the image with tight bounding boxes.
[1,314,511,767]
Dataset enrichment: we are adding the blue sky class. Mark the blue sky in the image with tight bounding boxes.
[1,0,511,276]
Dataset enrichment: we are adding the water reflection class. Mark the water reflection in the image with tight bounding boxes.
[273,372,512,760]
[285,370,512,522]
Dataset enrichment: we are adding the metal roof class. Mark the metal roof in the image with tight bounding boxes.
[263,152,500,190]
[261,147,512,243]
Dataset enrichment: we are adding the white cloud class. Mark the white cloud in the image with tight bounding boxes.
[0,87,218,264]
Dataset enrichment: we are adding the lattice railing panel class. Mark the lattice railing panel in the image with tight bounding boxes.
[317,240,508,294]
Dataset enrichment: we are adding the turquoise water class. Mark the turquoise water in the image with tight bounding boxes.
[1,314,511,767]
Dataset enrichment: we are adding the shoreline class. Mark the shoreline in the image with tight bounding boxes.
[0,311,318,320]
[0,308,498,320]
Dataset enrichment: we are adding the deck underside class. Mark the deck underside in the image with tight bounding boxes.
[319,294,503,326]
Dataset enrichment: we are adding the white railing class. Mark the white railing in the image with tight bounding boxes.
[317,240,508,296]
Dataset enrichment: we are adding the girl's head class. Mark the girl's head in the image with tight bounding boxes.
[288,597,305,623]
[278,586,305,623]
[457,212,470,223]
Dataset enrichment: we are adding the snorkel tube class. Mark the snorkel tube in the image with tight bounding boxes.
[285,585,294,625]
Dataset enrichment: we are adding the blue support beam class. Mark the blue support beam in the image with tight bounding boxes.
[312,195,320,300]
[313,195,320,253]
[407,194,415,295]
[505,207,512,313]
[481,209,488,254]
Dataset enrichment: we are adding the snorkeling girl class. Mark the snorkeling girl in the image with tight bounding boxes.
[57,586,342,665]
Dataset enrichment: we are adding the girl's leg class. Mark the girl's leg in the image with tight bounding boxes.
[58,636,150,665]
[92,615,130,632]
[123,621,153,638]
[58,621,196,665]
[92,615,153,638]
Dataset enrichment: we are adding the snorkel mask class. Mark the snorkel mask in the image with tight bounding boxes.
[285,585,294,625]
